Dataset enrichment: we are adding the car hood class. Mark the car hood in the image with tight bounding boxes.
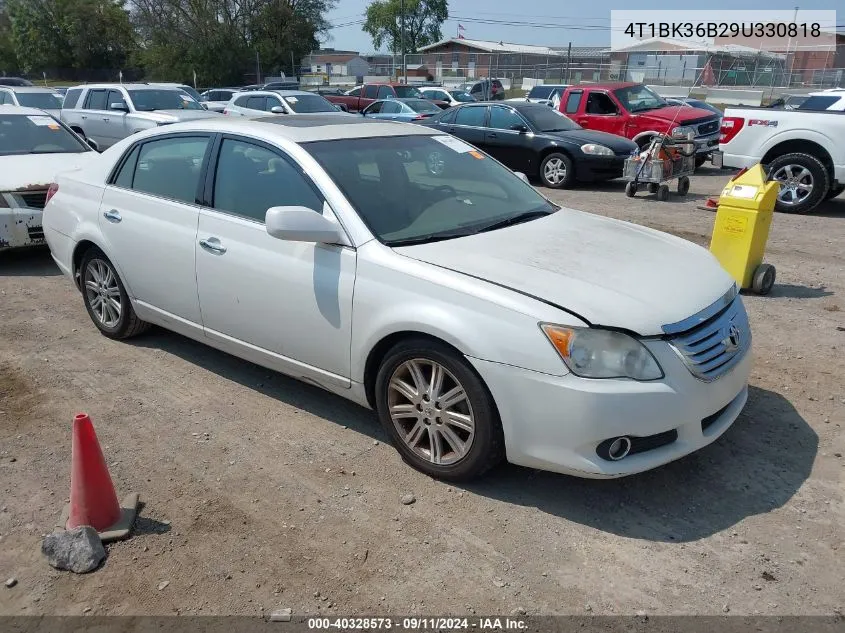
[0,151,98,191]
[394,208,734,336]
[135,109,222,123]
[545,128,638,153]
[633,105,718,125]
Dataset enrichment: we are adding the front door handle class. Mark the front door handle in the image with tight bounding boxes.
[103,209,122,223]
[103,118,110,123]
[199,237,227,254]
[488,132,498,138]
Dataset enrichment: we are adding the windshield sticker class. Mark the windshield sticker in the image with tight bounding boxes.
[285,96,298,104]
[468,150,484,160]
[432,135,474,153]
[27,115,59,128]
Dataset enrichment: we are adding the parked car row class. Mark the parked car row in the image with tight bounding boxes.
[34,111,753,483]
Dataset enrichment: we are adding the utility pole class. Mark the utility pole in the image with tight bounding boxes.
[400,0,406,83]
[256,51,261,85]
[566,42,572,83]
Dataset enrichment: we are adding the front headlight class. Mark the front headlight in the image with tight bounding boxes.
[671,126,695,140]
[580,143,614,156]
[540,324,664,380]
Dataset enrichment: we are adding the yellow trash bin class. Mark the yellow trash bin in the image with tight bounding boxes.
[709,164,778,295]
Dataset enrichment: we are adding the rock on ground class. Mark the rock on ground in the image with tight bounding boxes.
[41,527,106,574]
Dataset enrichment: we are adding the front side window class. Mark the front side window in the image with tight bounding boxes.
[347,86,362,97]
[488,106,525,130]
[127,89,204,111]
[266,96,283,111]
[393,86,422,98]
[305,135,555,246]
[0,113,90,156]
[364,101,383,114]
[106,90,125,109]
[454,105,486,127]
[377,86,392,99]
[15,92,63,109]
[234,95,250,107]
[585,92,618,115]
[213,138,322,222]
[85,89,108,110]
[130,136,210,204]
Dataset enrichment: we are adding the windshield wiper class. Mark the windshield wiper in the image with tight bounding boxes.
[475,209,555,234]
[387,230,477,247]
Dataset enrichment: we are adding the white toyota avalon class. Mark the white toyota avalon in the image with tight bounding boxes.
[42,114,752,481]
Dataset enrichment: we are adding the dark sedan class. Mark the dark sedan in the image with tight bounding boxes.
[420,102,638,188]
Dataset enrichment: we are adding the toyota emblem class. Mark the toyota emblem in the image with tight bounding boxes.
[723,324,741,353]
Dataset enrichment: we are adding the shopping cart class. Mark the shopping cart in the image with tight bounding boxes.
[623,133,696,201]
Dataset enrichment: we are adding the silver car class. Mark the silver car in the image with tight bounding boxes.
[0,86,64,117]
[60,83,220,151]
[223,90,347,117]
[200,88,239,112]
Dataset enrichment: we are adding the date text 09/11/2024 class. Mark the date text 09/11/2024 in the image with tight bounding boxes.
[306,617,528,630]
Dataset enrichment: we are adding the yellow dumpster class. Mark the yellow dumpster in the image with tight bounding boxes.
[709,164,778,295]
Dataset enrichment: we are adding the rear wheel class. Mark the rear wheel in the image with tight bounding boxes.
[767,153,829,214]
[540,152,575,189]
[80,248,150,340]
[374,338,504,481]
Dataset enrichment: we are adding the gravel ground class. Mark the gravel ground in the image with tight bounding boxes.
[0,165,843,617]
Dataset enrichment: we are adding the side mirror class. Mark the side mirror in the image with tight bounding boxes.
[265,206,349,245]
[109,102,128,112]
[270,106,285,114]
[510,123,529,133]
[514,171,529,183]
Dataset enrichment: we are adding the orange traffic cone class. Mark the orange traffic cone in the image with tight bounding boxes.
[61,413,139,542]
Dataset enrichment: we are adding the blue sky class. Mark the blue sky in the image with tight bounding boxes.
[324,0,841,53]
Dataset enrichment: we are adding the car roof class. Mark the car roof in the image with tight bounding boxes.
[569,82,637,90]
[68,83,182,91]
[0,104,53,116]
[133,114,441,143]
[0,86,60,93]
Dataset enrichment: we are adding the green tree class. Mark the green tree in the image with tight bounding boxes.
[0,0,20,75]
[363,0,447,54]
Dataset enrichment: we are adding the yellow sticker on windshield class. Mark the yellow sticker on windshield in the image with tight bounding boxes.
[469,150,484,159]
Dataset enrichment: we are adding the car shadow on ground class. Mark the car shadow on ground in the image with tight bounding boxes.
[811,197,845,217]
[133,330,814,543]
[0,247,61,277]
[458,385,816,542]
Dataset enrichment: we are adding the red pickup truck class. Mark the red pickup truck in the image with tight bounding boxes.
[325,83,448,113]
[559,82,721,166]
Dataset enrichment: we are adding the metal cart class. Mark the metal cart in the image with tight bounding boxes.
[623,134,696,201]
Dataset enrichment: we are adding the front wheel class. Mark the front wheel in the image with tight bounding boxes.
[80,247,150,340]
[374,339,504,481]
[540,152,575,189]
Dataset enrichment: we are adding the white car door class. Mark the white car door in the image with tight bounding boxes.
[98,134,212,329]
[195,135,356,387]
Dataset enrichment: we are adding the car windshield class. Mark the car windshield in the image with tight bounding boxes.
[404,99,441,113]
[128,89,204,111]
[15,92,64,109]
[176,85,203,102]
[614,85,667,112]
[393,86,423,98]
[280,93,336,113]
[304,134,556,246]
[528,86,555,99]
[0,113,89,155]
[520,106,580,132]
[449,90,476,102]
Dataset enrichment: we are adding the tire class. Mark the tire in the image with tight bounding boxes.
[647,182,659,194]
[79,247,150,340]
[695,155,707,169]
[657,184,670,201]
[374,338,505,481]
[766,153,830,214]
[625,181,637,197]
[751,263,776,295]
[677,176,690,196]
[824,183,845,200]
[539,152,575,189]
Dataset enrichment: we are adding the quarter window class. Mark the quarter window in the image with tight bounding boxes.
[454,105,486,127]
[63,88,82,109]
[113,145,140,188]
[131,136,210,204]
[212,139,323,223]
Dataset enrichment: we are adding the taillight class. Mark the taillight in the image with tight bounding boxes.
[45,183,59,205]
[719,117,745,144]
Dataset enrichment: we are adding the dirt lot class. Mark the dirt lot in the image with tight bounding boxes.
[1,166,843,617]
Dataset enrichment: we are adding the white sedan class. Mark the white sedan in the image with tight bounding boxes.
[42,114,752,481]
[1,106,96,251]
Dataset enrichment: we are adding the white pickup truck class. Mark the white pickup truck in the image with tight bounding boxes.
[714,108,845,214]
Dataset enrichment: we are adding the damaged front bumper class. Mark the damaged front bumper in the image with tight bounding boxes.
[1,189,47,250]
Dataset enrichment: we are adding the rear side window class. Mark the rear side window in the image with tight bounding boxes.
[85,89,108,110]
[564,91,583,113]
[113,145,140,188]
[63,88,83,109]
[131,136,210,204]
[455,105,486,127]
[382,101,401,114]
[797,96,840,110]
[364,85,379,98]
[234,95,250,107]
[246,96,266,110]
[0,91,10,105]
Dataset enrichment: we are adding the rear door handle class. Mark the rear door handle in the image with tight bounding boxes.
[103,118,110,123]
[81,115,87,120]
[488,133,498,138]
[103,209,122,223]
[199,237,227,254]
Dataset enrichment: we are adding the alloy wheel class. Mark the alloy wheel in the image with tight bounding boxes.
[83,259,122,328]
[543,157,567,185]
[387,359,475,465]
[772,164,813,206]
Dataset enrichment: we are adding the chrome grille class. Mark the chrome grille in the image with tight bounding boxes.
[665,293,751,382]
